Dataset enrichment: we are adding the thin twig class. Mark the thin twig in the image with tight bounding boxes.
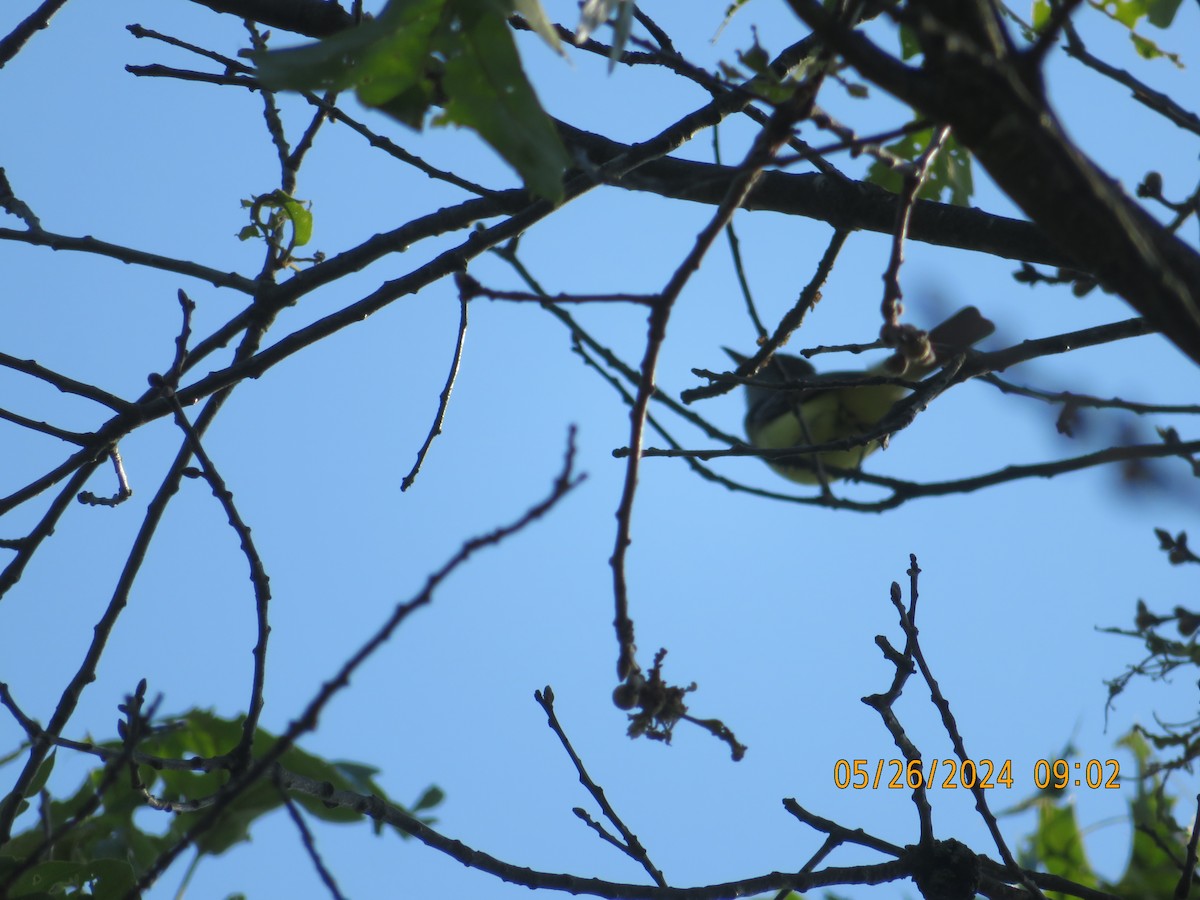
[0,352,136,413]
[0,226,258,293]
[455,273,656,305]
[286,90,337,188]
[712,126,768,339]
[490,241,743,446]
[280,788,349,900]
[861,571,933,843]
[634,432,1200,504]
[0,286,276,840]
[612,81,830,680]
[1063,21,1200,137]
[683,228,849,404]
[126,22,247,70]
[402,296,469,492]
[77,448,133,507]
[0,464,98,599]
[0,168,41,230]
[0,406,89,444]
[783,798,905,858]
[982,374,1200,416]
[534,687,666,887]
[125,58,504,197]
[127,431,585,895]
[1025,0,1087,67]
[262,762,906,897]
[155,379,272,772]
[898,558,1045,899]
[880,124,949,330]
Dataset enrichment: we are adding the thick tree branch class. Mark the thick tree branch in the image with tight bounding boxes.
[560,123,1079,270]
[0,0,71,68]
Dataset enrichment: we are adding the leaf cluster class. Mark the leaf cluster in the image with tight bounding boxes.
[0,710,441,897]
[1017,732,1189,899]
[253,0,569,199]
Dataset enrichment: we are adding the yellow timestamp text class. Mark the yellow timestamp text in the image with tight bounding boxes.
[832,758,1121,790]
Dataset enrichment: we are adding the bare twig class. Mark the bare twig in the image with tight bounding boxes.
[280,789,348,900]
[0,464,99,599]
[611,85,819,682]
[77,448,133,507]
[128,430,585,895]
[982,374,1200,416]
[0,352,136,413]
[0,168,41,230]
[861,575,933,844]
[0,406,90,444]
[713,126,768,341]
[455,273,657,305]
[1062,21,1200,137]
[0,227,258,293]
[880,125,949,331]
[534,686,666,887]
[402,296,469,492]
[154,379,272,772]
[682,228,849,404]
[897,558,1044,897]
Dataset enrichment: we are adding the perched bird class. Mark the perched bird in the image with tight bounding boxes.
[727,307,994,484]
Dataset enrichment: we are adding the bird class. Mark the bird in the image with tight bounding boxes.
[726,306,994,484]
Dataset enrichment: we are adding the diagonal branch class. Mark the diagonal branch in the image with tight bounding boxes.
[559,122,1079,269]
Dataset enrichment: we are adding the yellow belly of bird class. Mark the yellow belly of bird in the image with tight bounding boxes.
[748,384,908,484]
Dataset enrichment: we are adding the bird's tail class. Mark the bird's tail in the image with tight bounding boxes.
[927,305,995,362]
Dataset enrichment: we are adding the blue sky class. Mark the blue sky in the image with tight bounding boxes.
[2,1,1199,897]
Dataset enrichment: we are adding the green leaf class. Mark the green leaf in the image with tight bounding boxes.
[737,40,770,75]
[717,61,743,81]
[277,195,313,247]
[1086,0,1184,65]
[254,0,567,199]
[927,133,974,206]
[1110,730,1187,896]
[5,858,137,900]
[897,24,922,59]
[0,709,447,897]
[435,0,568,200]
[716,0,755,39]
[1145,0,1183,27]
[253,0,446,104]
[1010,733,1190,899]
[238,191,314,249]
[866,127,974,206]
[1031,0,1051,30]
[1128,31,1183,66]
[331,760,381,790]
[1029,800,1097,888]
[1107,0,1147,27]
[412,784,446,812]
[24,750,55,797]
